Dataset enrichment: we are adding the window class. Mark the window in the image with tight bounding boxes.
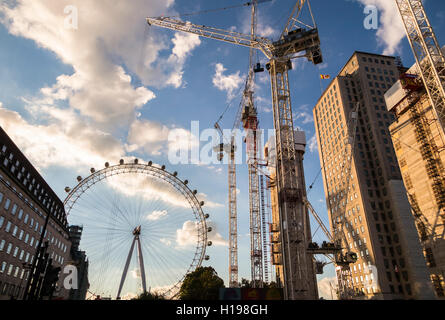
[11,204,17,215]
[0,192,3,204]
[5,221,11,232]
[0,262,6,273]
[6,243,12,254]
[24,214,29,224]
[18,209,23,220]
[12,225,18,237]
[0,240,5,251]
[4,198,11,210]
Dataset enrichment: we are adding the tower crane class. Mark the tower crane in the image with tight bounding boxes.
[394,0,445,135]
[213,0,263,288]
[148,0,323,300]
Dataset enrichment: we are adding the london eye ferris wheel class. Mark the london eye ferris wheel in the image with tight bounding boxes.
[64,159,211,299]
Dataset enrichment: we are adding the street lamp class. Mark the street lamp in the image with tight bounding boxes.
[23,195,52,300]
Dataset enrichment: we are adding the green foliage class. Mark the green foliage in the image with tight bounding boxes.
[133,291,166,300]
[179,267,225,300]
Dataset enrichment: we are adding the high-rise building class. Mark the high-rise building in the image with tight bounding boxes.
[385,49,445,298]
[313,51,434,299]
[0,127,72,300]
[264,130,316,295]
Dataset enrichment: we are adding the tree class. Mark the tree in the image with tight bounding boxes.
[179,267,225,300]
[132,291,165,300]
[240,278,252,288]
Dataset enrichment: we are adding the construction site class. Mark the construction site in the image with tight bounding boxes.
[0,0,444,304]
[146,0,445,300]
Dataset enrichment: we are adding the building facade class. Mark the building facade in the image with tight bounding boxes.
[385,57,445,298]
[68,225,89,300]
[264,131,316,294]
[313,52,434,299]
[0,127,72,300]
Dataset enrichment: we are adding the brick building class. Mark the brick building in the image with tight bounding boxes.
[0,127,72,300]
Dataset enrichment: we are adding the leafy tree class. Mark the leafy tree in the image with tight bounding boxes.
[179,267,225,300]
[133,291,165,300]
[240,278,252,288]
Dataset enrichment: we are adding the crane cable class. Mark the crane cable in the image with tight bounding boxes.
[150,0,272,20]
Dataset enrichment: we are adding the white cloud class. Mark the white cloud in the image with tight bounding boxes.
[131,268,141,279]
[0,103,124,170]
[357,0,406,55]
[160,238,172,246]
[212,63,244,101]
[146,210,168,221]
[308,134,318,153]
[105,171,192,209]
[294,111,314,125]
[176,220,227,247]
[318,276,338,300]
[127,119,199,157]
[0,0,201,128]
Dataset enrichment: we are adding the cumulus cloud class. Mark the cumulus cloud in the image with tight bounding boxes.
[318,276,337,300]
[176,220,227,247]
[0,0,201,128]
[146,210,168,221]
[212,63,244,101]
[358,0,406,55]
[160,238,172,246]
[127,118,199,157]
[131,268,141,279]
[294,111,314,125]
[0,103,124,169]
[308,134,318,153]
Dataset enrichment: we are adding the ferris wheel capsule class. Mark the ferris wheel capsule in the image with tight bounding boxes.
[105,162,110,168]
[148,161,153,166]
[161,165,166,170]
[173,172,178,177]
[207,241,212,247]
[204,214,209,219]
[65,187,71,193]
[119,159,124,165]
[200,201,205,206]
[205,255,210,261]
[90,168,96,174]
[207,227,212,233]
[134,159,139,164]
[184,180,189,185]
[193,190,197,195]
[77,176,82,182]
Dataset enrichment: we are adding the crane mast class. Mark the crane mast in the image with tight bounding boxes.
[147,0,323,299]
[394,0,445,133]
[243,1,264,288]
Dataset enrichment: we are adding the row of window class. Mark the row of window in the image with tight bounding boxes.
[0,191,69,254]
[0,261,27,280]
[0,240,34,264]
[0,145,67,227]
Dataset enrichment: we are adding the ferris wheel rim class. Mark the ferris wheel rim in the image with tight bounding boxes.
[63,161,209,299]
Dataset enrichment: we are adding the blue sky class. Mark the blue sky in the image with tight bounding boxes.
[0,0,444,299]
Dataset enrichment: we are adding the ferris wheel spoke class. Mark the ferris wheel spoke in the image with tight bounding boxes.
[64,164,208,299]
[140,239,179,289]
[72,192,131,230]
